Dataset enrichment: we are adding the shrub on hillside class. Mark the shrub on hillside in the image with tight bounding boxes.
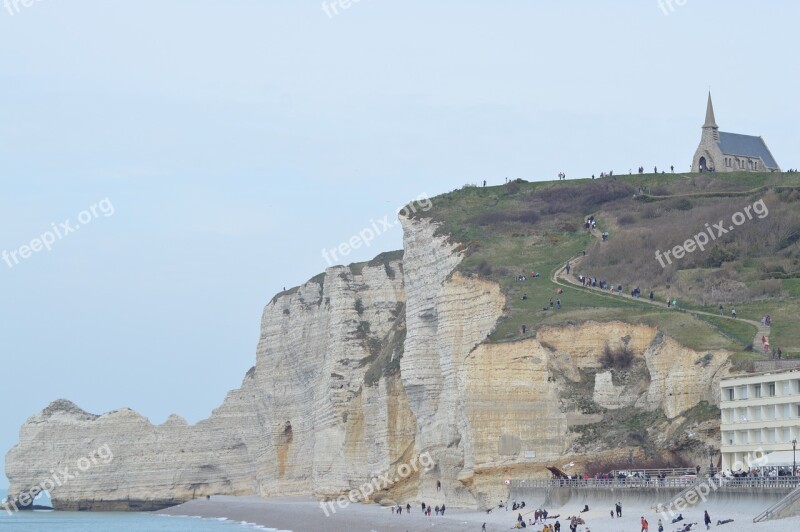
[641,204,662,219]
[560,221,579,232]
[667,198,693,211]
[747,279,784,298]
[476,260,493,277]
[617,214,636,225]
[600,342,635,370]
[505,179,526,194]
[537,181,635,215]
[703,244,739,268]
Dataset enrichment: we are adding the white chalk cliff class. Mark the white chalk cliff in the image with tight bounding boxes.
[5,215,731,510]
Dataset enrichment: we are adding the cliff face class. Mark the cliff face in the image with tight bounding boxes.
[5,216,732,510]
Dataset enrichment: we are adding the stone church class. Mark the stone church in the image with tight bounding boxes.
[691,93,780,173]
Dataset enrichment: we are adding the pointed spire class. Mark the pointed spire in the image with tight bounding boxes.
[704,91,718,129]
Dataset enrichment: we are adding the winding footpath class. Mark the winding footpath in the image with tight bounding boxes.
[550,229,770,353]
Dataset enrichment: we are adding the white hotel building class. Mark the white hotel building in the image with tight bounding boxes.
[720,369,800,471]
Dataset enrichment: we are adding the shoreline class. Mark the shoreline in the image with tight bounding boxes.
[156,493,800,532]
[156,495,482,531]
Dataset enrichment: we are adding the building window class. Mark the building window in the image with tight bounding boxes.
[754,384,761,398]
[738,386,748,399]
[768,382,776,397]
[726,388,734,401]
[797,404,800,418]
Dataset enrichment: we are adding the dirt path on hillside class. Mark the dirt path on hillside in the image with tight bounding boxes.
[550,227,770,351]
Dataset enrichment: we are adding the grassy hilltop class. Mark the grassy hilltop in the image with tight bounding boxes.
[410,171,800,368]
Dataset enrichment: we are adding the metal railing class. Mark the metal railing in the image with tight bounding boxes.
[608,468,699,478]
[509,477,800,490]
[754,484,800,522]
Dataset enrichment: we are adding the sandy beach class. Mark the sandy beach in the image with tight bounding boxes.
[156,493,800,532]
[157,495,479,531]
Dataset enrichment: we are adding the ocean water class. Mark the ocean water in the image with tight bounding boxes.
[0,490,278,531]
[0,511,277,531]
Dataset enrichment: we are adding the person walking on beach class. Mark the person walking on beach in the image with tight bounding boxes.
[658,519,664,532]
[641,516,649,531]
[704,510,711,530]
[441,504,446,515]
[615,502,622,517]
[406,503,410,513]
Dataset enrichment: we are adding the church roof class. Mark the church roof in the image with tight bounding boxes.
[718,132,779,169]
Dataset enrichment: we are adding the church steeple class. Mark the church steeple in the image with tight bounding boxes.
[704,92,718,129]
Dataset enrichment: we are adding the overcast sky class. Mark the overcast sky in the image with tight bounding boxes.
[1,1,797,486]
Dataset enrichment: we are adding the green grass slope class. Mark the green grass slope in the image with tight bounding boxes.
[413,172,800,363]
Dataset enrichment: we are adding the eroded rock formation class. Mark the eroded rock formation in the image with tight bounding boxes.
[5,215,732,510]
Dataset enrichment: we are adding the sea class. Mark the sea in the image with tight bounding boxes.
[0,489,280,532]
